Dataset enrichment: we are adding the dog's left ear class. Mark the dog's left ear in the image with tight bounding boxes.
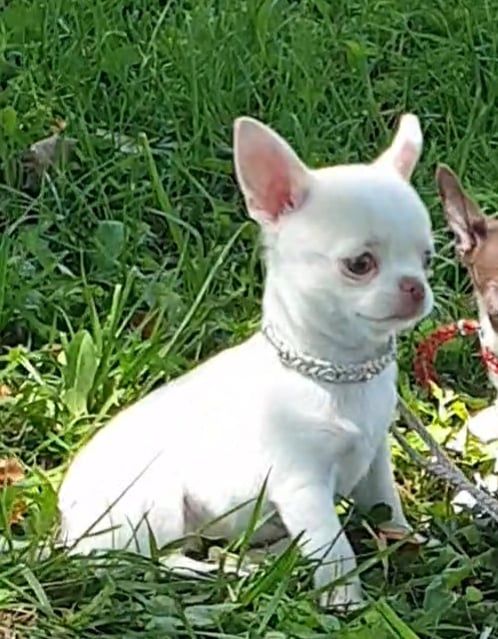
[374,114,423,181]
[436,164,487,258]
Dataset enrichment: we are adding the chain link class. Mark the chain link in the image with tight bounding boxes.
[262,324,396,384]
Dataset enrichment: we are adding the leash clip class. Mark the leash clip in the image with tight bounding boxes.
[456,319,468,336]
[456,319,480,337]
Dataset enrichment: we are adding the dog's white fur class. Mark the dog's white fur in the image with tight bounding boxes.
[58,116,433,607]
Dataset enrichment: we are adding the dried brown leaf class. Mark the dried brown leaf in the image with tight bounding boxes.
[8,500,26,526]
[21,131,76,193]
[377,523,426,547]
[0,385,12,398]
[129,311,157,340]
[0,609,37,639]
[0,459,24,486]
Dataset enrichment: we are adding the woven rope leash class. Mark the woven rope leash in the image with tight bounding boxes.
[394,399,498,522]
[394,320,498,523]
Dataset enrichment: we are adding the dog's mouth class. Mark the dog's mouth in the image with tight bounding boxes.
[357,312,419,324]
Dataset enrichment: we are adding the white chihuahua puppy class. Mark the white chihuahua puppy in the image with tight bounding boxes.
[59,115,434,607]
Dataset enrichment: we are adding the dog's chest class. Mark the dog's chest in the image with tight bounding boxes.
[332,374,396,495]
[276,365,397,496]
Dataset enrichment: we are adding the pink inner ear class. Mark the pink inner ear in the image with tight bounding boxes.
[242,145,299,219]
[393,140,418,180]
[262,163,293,218]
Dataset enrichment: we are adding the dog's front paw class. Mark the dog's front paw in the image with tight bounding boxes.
[320,579,364,612]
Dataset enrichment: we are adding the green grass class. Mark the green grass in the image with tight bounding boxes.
[1,0,498,636]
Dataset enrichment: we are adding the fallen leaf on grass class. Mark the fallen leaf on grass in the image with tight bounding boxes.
[377,525,427,546]
[0,459,27,526]
[8,500,26,526]
[129,311,158,340]
[0,459,24,486]
[22,133,76,183]
[0,385,11,398]
[20,125,76,194]
[363,517,426,547]
[0,608,37,639]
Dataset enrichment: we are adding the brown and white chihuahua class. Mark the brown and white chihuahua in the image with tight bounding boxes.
[437,165,498,442]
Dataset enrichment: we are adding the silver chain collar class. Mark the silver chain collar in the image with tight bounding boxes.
[262,324,396,384]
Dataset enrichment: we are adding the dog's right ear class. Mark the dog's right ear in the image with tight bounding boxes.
[436,164,487,259]
[374,114,423,181]
[233,117,310,225]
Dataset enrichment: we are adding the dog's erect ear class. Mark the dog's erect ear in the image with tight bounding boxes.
[233,117,310,223]
[436,164,487,258]
[374,114,423,181]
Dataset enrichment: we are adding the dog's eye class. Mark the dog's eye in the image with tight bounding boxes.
[423,251,433,270]
[343,252,377,277]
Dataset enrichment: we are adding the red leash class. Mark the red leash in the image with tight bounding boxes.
[414,319,498,389]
